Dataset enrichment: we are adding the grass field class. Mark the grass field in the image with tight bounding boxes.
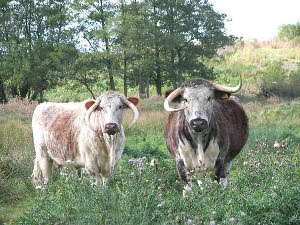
[0,95,299,224]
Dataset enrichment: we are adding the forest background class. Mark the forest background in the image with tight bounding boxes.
[0,0,300,224]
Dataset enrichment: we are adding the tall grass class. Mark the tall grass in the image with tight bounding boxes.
[0,99,37,223]
[210,40,300,99]
[0,96,299,224]
[1,39,300,223]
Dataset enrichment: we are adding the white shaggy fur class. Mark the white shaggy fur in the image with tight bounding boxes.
[31,92,138,188]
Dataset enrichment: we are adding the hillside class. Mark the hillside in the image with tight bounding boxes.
[210,40,300,100]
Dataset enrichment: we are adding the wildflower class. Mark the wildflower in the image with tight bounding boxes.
[128,157,147,175]
[187,218,193,225]
[227,217,236,223]
[212,210,217,216]
[197,180,203,186]
[210,221,216,225]
[150,159,155,167]
[129,172,135,177]
[157,203,163,208]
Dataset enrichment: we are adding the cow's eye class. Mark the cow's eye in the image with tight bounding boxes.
[183,98,188,103]
[99,106,103,110]
[208,96,212,101]
[118,105,123,109]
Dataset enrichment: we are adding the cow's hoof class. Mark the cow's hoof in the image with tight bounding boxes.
[182,183,193,198]
[220,178,228,190]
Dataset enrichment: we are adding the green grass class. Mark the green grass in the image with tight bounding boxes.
[1,40,300,224]
[209,40,300,99]
[0,96,299,224]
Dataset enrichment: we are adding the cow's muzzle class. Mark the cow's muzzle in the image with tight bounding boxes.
[190,118,208,132]
[104,123,120,135]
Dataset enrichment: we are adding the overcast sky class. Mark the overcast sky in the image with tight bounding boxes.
[209,0,300,40]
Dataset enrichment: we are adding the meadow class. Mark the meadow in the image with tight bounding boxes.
[0,41,300,224]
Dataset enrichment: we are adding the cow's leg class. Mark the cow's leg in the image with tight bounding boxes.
[99,165,112,186]
[101,177,110,186]
[32,139,53,189]
[32,156,53,189]
[176,158,188,183]
[32,157,42,185]
[39,156,53,188]
[175,157,194,197]
[85,160,102,186]
[215,160,232,190]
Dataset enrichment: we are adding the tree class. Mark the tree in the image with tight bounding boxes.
[151,0,235,88]
[278,23,300,41]
[71,0,117,90]
[0,0,74,101]
[1,0,236,101]
[115,0,155,98]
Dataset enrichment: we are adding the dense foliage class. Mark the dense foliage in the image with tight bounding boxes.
[0,0,235,102]
[278,22,300,42]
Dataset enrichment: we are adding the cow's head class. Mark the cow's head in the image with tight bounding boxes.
[84,91,139,135]
[164,76,242,133]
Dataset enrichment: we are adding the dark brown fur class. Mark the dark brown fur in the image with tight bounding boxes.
[164,81,248,183]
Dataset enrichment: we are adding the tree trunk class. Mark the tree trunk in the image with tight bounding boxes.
[107,58,115,90]
[100,0,115,91]
[177,48,184,84]
[154,46,162,96]
[0,78,7,103]
[74,77,95,99]
[146,79,150,98]
[11,85,18,97]
[170,48,177,89]
[123,53,128,97]
[20,75,29,98]
[39,91,43,103]
[139,71,146,99]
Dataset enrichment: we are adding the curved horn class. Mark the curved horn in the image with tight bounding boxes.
[164,88,187,112]
[84,99,100,132]
[213,74,242,93]
[123,98,139,129]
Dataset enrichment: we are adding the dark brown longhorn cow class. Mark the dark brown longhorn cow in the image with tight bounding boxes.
[164,76,248,189]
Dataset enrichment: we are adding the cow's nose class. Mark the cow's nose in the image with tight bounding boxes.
[105,123,119,135]
[190,118,208,132]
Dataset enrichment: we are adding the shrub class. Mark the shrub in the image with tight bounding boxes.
[278,23,300,41]
[260,60,300,98]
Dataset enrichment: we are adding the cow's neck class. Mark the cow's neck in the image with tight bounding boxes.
[183,119,213,153]
[179,121,219,171]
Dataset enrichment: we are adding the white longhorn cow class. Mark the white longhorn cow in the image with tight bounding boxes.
[31,91,139,188]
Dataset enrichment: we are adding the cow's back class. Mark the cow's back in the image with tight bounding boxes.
[32,102,83,164]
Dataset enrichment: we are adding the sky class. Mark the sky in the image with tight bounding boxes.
[209,0,300,40]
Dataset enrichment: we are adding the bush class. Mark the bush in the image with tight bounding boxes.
[260,60,300,98]
[278,23,300,41]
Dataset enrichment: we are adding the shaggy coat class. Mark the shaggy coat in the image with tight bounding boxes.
[164,79,248,185]
[31,91,139,188]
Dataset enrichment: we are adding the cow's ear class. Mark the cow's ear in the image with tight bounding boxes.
[127,97,139,106]
[85,100,96,110]
[214,90,231,100]
[165,90,182,102]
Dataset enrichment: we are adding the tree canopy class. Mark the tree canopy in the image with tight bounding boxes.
[0,0,235,102]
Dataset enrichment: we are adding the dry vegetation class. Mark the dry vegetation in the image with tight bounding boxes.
[1,40,300,224]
